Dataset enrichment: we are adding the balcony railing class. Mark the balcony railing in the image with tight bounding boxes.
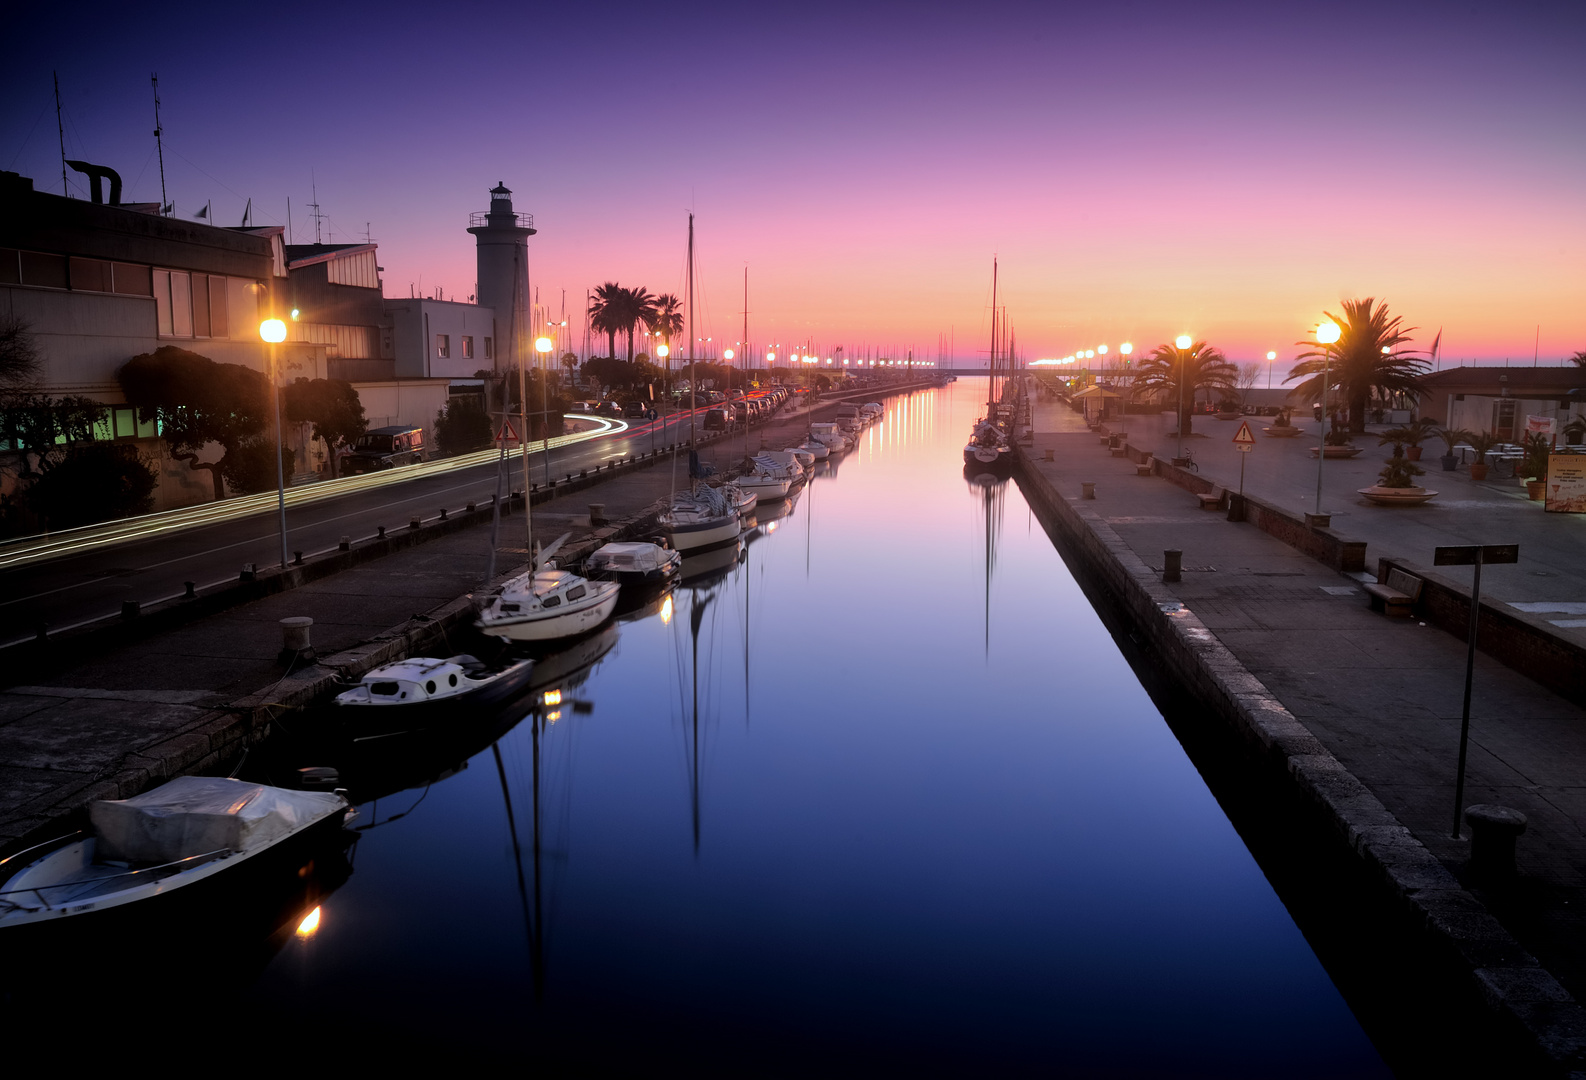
[469,210,534,229]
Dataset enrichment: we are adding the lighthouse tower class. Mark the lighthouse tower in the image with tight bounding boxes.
[467,182,536,374]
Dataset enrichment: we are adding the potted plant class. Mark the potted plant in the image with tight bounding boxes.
[1466,430,1500,481]
[1379,416,1439,461]
[1519,432,1551,500]
[1264,408,1302,437]
[1358,443,1437,505]
[1433,425,1474,472]
[1310,416,1362,458]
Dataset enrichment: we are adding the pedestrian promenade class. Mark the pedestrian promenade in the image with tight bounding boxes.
[1025,394,1586,1010]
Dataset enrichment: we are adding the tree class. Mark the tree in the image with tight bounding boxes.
[283,377,367,479]
[1570,350,1586,368]
[619,286,657,362]
[1237,362,1263,403]
[1285,298,1426,433]
[434,397,494,456]
[588,283,626,362]
[23,443,157,529]
[219,436,294,495]
[561,352,578,384]
[647,293,684,394]
[2,393,106,477]
[1129,340,1237,436]
[0,315,41,388]
[118,345,271,500]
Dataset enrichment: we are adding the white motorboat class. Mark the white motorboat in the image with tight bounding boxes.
[0,776,349,927]
[736,451,804,502]
[661,485,741,553]
[861,402,884,420]
[584,540,682,586]
[333,654,536,733]
[810,423,848,453]
[720,482,758,517]
[476,568,621,642]
[788,440,825,462]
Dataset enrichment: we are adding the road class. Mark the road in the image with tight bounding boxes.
[0,402,748,646]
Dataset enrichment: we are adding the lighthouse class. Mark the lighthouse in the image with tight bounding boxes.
[467,182,536,374]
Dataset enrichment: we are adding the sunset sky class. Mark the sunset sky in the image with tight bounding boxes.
[6,0,1583,369]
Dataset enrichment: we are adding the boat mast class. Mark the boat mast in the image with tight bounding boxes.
[687,213,696,447]
[514,243,534,566]
[987,258,998,416]
[742,265,750,463]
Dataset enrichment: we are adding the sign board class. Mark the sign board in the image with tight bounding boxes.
[1232,421,1256,453]
[1527,415,1558,435]
[495,418,521,445]
[1433,544,1519,566]
[1546,454,1586,513]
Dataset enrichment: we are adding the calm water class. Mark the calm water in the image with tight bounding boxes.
[56,383,1390,1074]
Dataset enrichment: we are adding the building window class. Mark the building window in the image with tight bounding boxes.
[462,336,474,360]
[113,262,153,296]
[484,337,493,359]
[19,251,68,290]
[69,256,112,292]
[436,334,450,358]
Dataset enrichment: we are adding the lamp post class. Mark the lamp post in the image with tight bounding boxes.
[535,336,553,485]
[259,318,289,568]
[1314,321,1341,515]
[656,343,670,450]
[1174,334,1193,462]
[1266,350,1277,389]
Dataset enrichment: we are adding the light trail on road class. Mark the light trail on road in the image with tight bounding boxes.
[0,415,628,571]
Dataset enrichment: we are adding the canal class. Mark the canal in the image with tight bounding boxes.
[30,382,1391,1074]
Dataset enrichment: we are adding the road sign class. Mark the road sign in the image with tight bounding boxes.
[1232,420,1256,450]
[495,418,521,445]
[1433,544,1518,566]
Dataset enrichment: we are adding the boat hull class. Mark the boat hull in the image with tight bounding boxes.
[663,512,741,553]
[963,445,1013,472]
[481,588,621,642]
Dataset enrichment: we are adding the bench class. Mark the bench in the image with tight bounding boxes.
[1135,455,1154,477]
[1196,486,1226,510]
[1363,568,1423,617]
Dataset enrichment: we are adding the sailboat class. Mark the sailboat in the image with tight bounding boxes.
[964,259,1014,474]
[476,245,620,642]
[661,213,741,553]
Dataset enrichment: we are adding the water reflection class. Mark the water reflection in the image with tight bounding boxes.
[964,465,1007,656]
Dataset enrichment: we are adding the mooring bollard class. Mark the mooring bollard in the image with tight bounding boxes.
[121,600,140,620]
[590,503,607,526]
[439,508,448,520]
[183,580,196,599]
[240,563,257,582]
[1163,550,1182,583]
[278,617,315,666]
[1080,481,1096,500]
[466,501,476,513]
[377,525,387,539]
[339,535,351,552]
[410,516,421,530]
[292,550,304,566]
[1465,805,1527,879]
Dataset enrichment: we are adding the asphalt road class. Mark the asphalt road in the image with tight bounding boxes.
[0,402,743,643]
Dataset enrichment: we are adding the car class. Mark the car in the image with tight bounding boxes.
[597,401,624,418]
[341,425,426,474]
[623,400,648,418]
[703,408,728,431]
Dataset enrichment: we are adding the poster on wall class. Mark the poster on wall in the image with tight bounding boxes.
[1546,454,1586,513]
[1528,415,1558,436]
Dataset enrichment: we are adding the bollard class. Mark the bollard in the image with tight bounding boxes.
[1465,805,1527,880]
[410,516,421,530]
[35,622,48,643]
[466,501,476,513]
[339,536,351,552]
[377,525,386,539]
[1163,550,1182,583]
[440,508,448,520]
[240,563,257,582]
[1080,481,1096,500]
[121,600,140,620]
[183,581,196,599]
[590,502,608,526]
[1043,448,1055,462]
[293,550,304,566]
[278,617,316,666]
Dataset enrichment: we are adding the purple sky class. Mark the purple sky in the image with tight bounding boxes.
[6,0,1584,367]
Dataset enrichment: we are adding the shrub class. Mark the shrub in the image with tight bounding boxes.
[221,436,295,495]
[1376,444,1425,489]
[25,444,157,528]
[434,397,493,456]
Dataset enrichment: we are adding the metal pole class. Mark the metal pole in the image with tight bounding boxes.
[1315,347,1329,515]
[270,341,288,568]
[1176,347,1185,463]
[1452,549,1484,838]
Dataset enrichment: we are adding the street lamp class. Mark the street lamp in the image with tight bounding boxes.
[535,336,554,484]
[258,318,289,569]
[1266,350,1277,387]
[1314,320,1341,515]
[1174,334,1193,462]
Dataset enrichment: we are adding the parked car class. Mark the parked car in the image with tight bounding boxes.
[623,400,648,418]
[597,401,624,418]
[703,408,728,431]
[341,425,426,474]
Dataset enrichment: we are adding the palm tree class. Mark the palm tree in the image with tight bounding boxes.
[588,282,626,361]
[1129,340,1237,437]
[1569,350,1586,367]
[1285,298,1426,433]
[619,286,658,362]
[647,293,684,396]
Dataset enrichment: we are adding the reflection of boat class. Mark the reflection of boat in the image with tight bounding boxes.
[965,463,1007,655]
[333,655,536,731]
[476,569,621,642]
[0,776,350,927]
[679,539,743,588]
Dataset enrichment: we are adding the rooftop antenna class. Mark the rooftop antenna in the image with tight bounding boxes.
[308,174,323,244]
[151,74,168,214]
[54,72,68,197]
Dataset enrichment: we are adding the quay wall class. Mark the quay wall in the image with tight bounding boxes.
[1013,445,1586,1078]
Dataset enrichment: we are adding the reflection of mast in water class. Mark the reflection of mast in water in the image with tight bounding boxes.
[965,467,1007,656]
[688,589,710,851]
[493,733,543,1001]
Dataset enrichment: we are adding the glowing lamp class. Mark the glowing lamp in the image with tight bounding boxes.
[1316,322,1341,344]
[723,349,734,360]
[535,336,553,354]
[1175,335,1193,350]
[657,344,670,358]
[766,352,775,363]
[1097,345,1108,355]
[1120,343,1132,355]
[259,318,287,343]
[1266,351,1277,360]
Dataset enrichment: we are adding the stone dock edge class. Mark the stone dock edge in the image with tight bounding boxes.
[1013,445,1586,1079]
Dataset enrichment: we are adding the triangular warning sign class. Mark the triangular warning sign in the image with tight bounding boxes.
[495,418,521,445]
[1232,420,1256,445]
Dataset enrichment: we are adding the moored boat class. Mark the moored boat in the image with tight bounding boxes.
[475,569,621,642]
[585,540,682,586]
[661,484,742,553]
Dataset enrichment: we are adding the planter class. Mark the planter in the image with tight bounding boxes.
[1440,454,1458,471]
[1357,485,1438,506]
[1526,479,1546,501]
[1263,425,1303,438]
[1470,463,1489,481]
[1309,445,1363,459]
[1406,445,1423,461]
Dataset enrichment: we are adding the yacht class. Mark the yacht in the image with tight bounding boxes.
[661,484,742,553]
[475,569,621,642]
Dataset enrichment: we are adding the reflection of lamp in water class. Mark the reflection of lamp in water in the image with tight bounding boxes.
[296,905,321,937]
[660,594,674,625]
[1313,320,1341,514]
[543,688,562,706]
